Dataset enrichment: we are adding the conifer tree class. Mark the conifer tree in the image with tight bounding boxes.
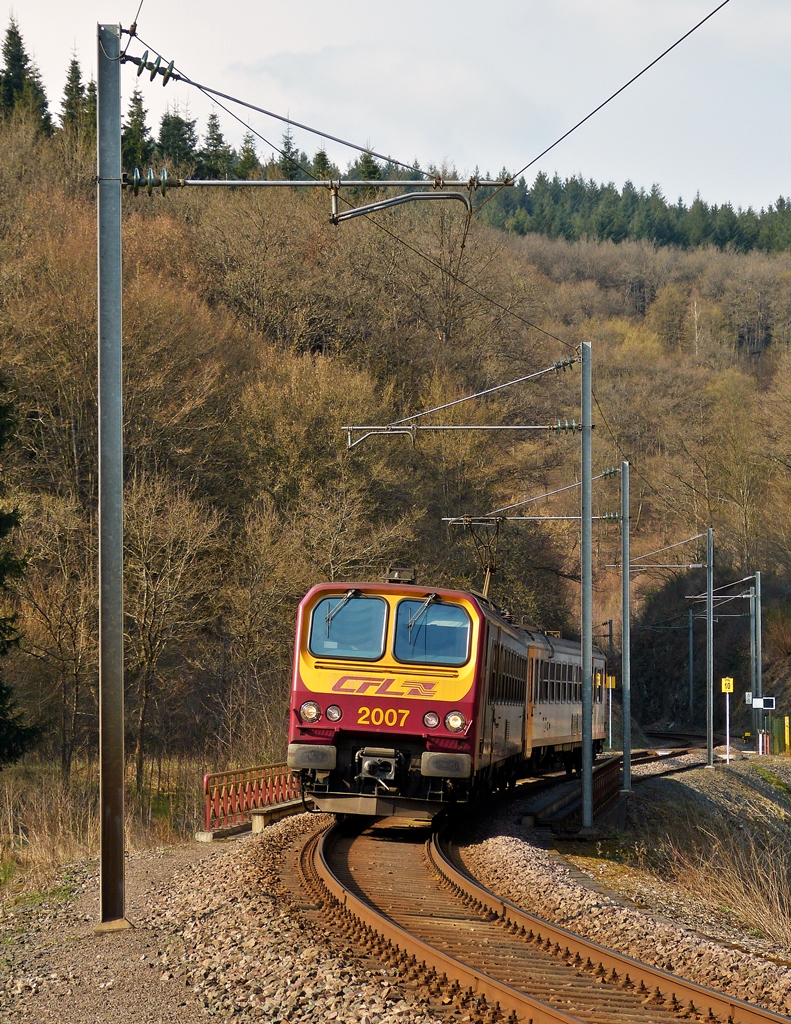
[83,79,96,146]
[121,88,153,171]
[0,17,52,133]
[199,111,232,178]
[356,151,381,180]
[157,106,197,168]
[0,381,38,766]
[278,125,300,180]
[237,132,261,179]
[312,148,332,179]
[61,55,85,132]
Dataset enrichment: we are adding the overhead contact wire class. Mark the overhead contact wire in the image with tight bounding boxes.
[129,36,575,351]
[132,36,428,178]
[475,0,733,215]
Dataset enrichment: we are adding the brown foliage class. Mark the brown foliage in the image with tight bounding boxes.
[4,110,791,771]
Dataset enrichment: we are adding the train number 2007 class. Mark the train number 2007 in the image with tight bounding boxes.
[357,707,409,727]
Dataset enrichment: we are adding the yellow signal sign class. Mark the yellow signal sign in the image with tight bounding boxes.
[606,675,617,689]
[721,677,734,693]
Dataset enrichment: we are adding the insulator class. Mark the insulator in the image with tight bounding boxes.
[146,167,155,197]
[162,61,174,86]
[149,55,162,81]
[137,51,149,77]
[160,167,168,197]
[132,167,140,196]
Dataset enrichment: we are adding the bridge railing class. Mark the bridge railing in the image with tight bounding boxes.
[203,761,300,832]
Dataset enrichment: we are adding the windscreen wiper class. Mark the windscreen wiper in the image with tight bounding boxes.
[407,593,438,643]
[325,589,358,637]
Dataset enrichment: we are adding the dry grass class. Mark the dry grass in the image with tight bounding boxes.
[662,826,791,946]
[0,758,205,894]
[641,810,791,948]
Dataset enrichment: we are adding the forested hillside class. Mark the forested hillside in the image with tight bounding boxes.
[2,18,791,789]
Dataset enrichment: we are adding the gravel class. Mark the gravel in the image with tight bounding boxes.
[4,758,791,1021]
[0,813,446,1024]
[459,760,791,1017]
[142,812,445,1024]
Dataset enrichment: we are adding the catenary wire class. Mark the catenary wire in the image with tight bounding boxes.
[592,389,662,498]
[127,38,654,479]
[630,534,707,563]
[391,364,569,426]
[134,35,315,170]
[129,35,578,350]
[475,0,732,215]
[132,35,428,178]
[129,37,660,498]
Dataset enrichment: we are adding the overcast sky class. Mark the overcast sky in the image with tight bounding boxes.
[14,0,791,209]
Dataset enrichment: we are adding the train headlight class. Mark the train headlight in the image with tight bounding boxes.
[444,710,467,733]
[299,701,322,723]
[422,711,440,729]
[326,704,342,723]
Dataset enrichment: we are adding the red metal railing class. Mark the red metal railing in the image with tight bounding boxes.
[203,761,300,832]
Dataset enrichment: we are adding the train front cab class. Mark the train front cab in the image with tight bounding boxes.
[286,584,487,819]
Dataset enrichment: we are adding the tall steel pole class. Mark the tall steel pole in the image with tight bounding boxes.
[756,570,763,752]
[606,619,613,750]
[621,460,631,793]
[97,23,129,930]
[749,585,756,749]
[688,608,694,724]
[581,342,593,829]
[706,527,714,768]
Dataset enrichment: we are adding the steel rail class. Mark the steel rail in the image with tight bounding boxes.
[303,813,787,1024]
[433,829,787,1024]
[314,823,583,1024]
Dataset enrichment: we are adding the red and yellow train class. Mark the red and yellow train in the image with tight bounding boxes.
[287,580,606,818]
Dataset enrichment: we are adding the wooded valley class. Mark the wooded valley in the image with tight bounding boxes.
[2,18,791,815]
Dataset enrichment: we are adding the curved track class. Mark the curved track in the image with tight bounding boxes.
[295,815,787,1024]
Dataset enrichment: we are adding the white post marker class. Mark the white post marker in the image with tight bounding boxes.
[722,677,734,764]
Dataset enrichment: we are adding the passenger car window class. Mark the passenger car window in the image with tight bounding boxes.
[308,596,387,660]
[394,600,471,665]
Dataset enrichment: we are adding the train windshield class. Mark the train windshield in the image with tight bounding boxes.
[394,600,471,666]
[308,595,387,660]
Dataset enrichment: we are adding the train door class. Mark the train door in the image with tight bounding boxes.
[478,625,499,770]
[524,650,535,757]
[489,635,500,767]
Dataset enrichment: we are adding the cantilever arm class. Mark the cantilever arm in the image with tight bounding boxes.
[331,190,471,224]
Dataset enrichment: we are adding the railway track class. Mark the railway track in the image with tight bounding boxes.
[292,815,787,1024]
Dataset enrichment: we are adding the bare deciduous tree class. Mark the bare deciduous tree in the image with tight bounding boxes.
[124,473,221,791]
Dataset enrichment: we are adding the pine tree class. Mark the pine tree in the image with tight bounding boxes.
[356,151,381,181]
[199,111,232,178]
[0,17,26,112]
[157,106,197,168]
[0,381,37,766]
[278,125,300,180]
[311,148,331,180]
[121,88,153,172]
[0,18,52,133]
[83,79,97,146]
[237,132,261,179]
[61,55,85,132]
